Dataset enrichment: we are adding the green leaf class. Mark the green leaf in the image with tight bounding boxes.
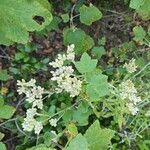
[15,52,25,61]
[0,132,4,141]
[63,109,73,125]
[0,70,10,81]
[91,46,106,59]
[136,0,150,20]
[0,0,52,45]
[44,132,56,147]
[0,105,16,119]
[130,0,150,20]
[45,16,61,32]
[74,52,97,74]
[61,13,70,23]
[84,120,114,150]
[83,36,95,54]
[63,28,94,54]
[0,98,4,107]
[86,74,109,101]
[73,102,91,126]
[67,123,78,138]
[37,0,52,11]
[85,69,102,82]
[0,142,6,150]
[79,4,102,25]
[66,134,89,150]
[130,0,145,9]
[133,26,146,42]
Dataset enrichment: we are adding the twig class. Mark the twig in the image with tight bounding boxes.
[0,55,11,60]
[137,47,150,52]
[52,141,64,150]
[99,7,128,16]
[15,97,26,110]
[70,4,76,28]
[4,135,23,143]
[0,118,17,127]
[0,47,11,60]
[15,119,31,138]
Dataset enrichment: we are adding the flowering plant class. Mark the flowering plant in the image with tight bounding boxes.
[14,44,149,150]
[0,1,150,150]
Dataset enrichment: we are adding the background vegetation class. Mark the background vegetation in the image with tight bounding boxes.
[0,0,150,150]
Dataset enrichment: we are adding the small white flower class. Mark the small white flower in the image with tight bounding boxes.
[49,45,82,97]
[28,79,36,87]
[17,79,28,95]
[58,54,66,61]
[22,118,36,132]
[32,99,43,109]
[127,103,139,115]
[124,58,137,73]
[17,79,26,86]
[32,86,44,99]
[128,95,141,105]
[26,108,37,119]
[120,80,137,100]
[49,59,64,68]
[67,44,75,52]
[120,79,141,115]
[49,118,57,127]
[66,44,75,61]
[17,78,36,95]
[17,79,44,109]
[17,79,45,134]
[49,54,67,68]
[34,122,43,135]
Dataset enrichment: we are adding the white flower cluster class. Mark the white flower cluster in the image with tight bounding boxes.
[17,79,45,134]
[49,44,82,97]
[49,118,57,127]
[120,80,141,115]
[124,58,137,73]
[17,79,44,109]
[49,44,75,68]
[22,108,43,135]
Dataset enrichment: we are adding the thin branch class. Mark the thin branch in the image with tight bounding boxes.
[0,118,17,127]
[0,47,11,60]
[70,4,76,28]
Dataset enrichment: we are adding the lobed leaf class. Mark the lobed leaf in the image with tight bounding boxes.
[0,105,16,119]
[79,4,102,25]
[0,142,6,150]
[66,134,89,150]
[86,74,109,101]
[63,28,94,54]
[130,0,150,20]
[133,26,146,43]
[74,52,97,74]
[84,120,114,150]
[0,0,52,45]
[130,0,145,9]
